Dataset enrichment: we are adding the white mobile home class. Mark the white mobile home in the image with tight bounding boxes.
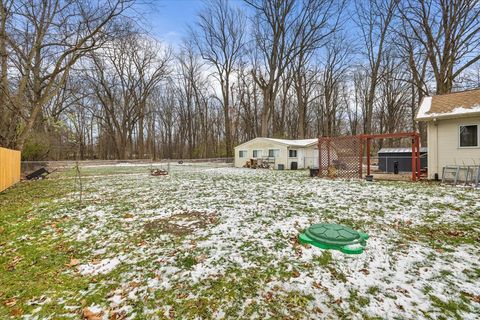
[234,138,318,169]
[416,88,480,179]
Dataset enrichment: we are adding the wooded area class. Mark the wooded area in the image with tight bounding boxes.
[0,0,479,160]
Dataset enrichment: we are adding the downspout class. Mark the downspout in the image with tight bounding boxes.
[435,118,439,178]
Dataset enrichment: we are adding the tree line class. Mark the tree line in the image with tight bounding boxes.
[1,0,479,160]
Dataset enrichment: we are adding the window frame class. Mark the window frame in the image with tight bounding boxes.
[458,124,479,149]
[268,149,280,158]
[252,150,262,158]
[288,149,298,158]
[239,150,248,158]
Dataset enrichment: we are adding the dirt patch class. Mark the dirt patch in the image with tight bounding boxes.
[143,211,218,237]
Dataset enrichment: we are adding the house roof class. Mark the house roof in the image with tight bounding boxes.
[416,88,480,121]
[378,147,428,154]
[234,137,318,149]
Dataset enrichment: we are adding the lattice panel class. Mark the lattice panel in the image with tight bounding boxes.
[318,136,362,179]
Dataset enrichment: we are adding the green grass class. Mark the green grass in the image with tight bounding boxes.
[0,167,479,319]
[0,177,89,317]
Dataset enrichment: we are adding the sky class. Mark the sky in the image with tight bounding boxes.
[134,0,248,47]
[134,0,211,47]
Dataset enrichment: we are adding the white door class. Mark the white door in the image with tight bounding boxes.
[297,149,305,169]
[312,148,319,168]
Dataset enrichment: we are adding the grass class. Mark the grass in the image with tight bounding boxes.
[0,165,479,319]
[0,176,91,318]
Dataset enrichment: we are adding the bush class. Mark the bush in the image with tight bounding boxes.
[22,140,49,161]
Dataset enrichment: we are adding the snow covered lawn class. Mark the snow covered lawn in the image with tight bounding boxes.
[1,164,479,319]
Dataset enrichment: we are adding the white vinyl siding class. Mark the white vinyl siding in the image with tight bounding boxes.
[426,117,480,179]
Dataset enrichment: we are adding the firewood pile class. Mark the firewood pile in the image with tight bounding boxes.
[150,168,168,176]
[244,159,271,169]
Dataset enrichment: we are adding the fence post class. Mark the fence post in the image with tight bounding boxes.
[366,138,371,176]
[415,134,421,180]
[318,138,322,176]
[411,137,416,181]
[358,136,363,179]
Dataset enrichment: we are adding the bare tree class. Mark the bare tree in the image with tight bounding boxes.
[318,35,351,137]
[400,0,480,94]
[0,0,134,149]
[354,0,398,134]
[86,31,169,159]
[191,0,246,157]
[246,0,339,137]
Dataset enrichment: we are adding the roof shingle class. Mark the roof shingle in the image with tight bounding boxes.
[416,88,480,120]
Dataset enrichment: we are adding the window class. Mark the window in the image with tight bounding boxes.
[239,150,248,158]
[289,149,297,158]
[253,150,261,158]
[268,149,280,158]
[459,125,478,147]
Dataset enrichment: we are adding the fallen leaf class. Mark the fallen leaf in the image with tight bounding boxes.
[7,256,22,271]
[66,258,80,267]
[314,307,323,314]
[168,306,175,319]
[264,292,273,302]
[359,268,370,275]
[109,311,127,320]
[445,230,464,237]
[82,307,104,320]
[462,291,480,303]
[291,270,300,278]
[11,308,23,317]
[123,213,133,219]
[4,297,17,307]
[0,227,4,233]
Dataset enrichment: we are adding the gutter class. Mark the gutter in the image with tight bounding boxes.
[416,111,480,122]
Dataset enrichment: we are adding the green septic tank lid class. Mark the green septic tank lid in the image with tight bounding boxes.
[299,223,369,254]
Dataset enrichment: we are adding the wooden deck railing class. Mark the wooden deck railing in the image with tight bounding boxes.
[0,147,21,192]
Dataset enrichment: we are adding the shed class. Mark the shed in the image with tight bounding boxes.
[378,147,427,173]
[234,137,318,169]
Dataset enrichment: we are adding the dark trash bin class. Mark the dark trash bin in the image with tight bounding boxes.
[393,161,399,174]
[309,168,319,177]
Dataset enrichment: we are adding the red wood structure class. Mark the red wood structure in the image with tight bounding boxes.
[318,132,422,181]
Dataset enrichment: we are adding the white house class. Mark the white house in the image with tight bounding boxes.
[416,88,480,179]
[234,138,318,169]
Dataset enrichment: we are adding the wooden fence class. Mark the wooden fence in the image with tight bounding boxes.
[0,147,21,192]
